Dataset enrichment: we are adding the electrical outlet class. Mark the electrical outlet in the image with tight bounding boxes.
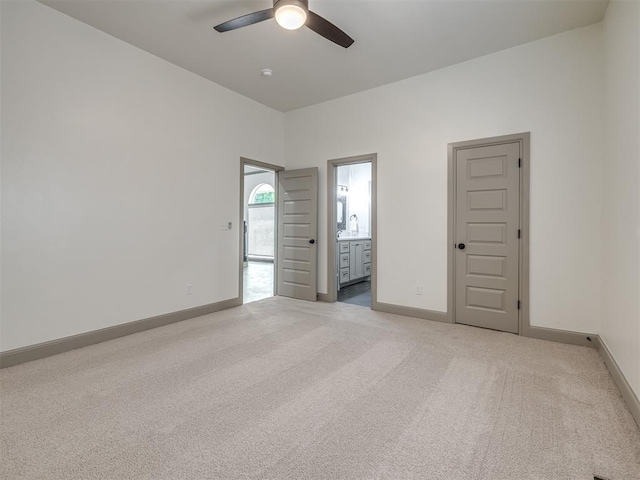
[186,284,192,295]
[415,286,423,295]
[227,221,232,230]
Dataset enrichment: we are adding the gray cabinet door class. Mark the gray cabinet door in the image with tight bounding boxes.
[455,142,520,333]
[349,242,364,280]
[277,168,318,302]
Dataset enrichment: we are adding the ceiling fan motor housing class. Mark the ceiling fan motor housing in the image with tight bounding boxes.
[273,0,309,29]
[274,0,309,15]
[214,0,353,48]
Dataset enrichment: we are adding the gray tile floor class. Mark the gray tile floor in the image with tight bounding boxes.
[243,261,274,304]
[338,280,371,307]
[244,261,371,308]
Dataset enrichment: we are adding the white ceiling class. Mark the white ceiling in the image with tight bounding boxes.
[39,0,608,112]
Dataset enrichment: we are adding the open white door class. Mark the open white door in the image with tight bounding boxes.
[277,167,318,301]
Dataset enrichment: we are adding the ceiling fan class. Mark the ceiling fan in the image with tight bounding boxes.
[213,0,354,49]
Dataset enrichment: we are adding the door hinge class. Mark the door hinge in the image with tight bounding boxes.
[518,158,521,168]
[518,229,521,239]
[518,300,521,310]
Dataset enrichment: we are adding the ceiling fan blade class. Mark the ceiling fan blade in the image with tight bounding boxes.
[305,11,354,48]
[214,9,274,33]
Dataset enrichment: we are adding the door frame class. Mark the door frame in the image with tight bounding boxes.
[239,157,284,304]
[448,133,530,334]
[325,153,378,304]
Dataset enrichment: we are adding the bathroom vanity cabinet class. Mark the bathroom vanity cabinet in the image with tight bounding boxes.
[337,238,371,286]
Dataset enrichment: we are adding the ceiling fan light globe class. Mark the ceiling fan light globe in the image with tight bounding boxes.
[275,4,307,30]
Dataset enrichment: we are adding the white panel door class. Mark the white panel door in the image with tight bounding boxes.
[277,168,318,302]
[455,142,520,333]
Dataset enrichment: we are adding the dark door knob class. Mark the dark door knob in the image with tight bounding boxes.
[458,243,465,250]
[309,239,315,244]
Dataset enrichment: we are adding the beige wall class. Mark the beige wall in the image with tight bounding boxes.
[601,0,640,399]
[0,1,284,351]
[284,24,604,334]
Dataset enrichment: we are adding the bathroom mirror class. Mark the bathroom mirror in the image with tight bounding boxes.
[337,185,348,231]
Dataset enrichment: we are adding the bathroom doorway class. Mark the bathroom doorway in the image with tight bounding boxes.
[327,154,377,307]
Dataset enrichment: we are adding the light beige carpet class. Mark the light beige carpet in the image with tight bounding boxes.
[1,297,639,479]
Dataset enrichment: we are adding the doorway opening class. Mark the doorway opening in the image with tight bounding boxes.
[240,159,283,304]
[327,154,377,307]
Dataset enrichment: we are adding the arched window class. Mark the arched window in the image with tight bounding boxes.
[250,183,275,204]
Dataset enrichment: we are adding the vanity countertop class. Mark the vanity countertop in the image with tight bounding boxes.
[337,236,371,241]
